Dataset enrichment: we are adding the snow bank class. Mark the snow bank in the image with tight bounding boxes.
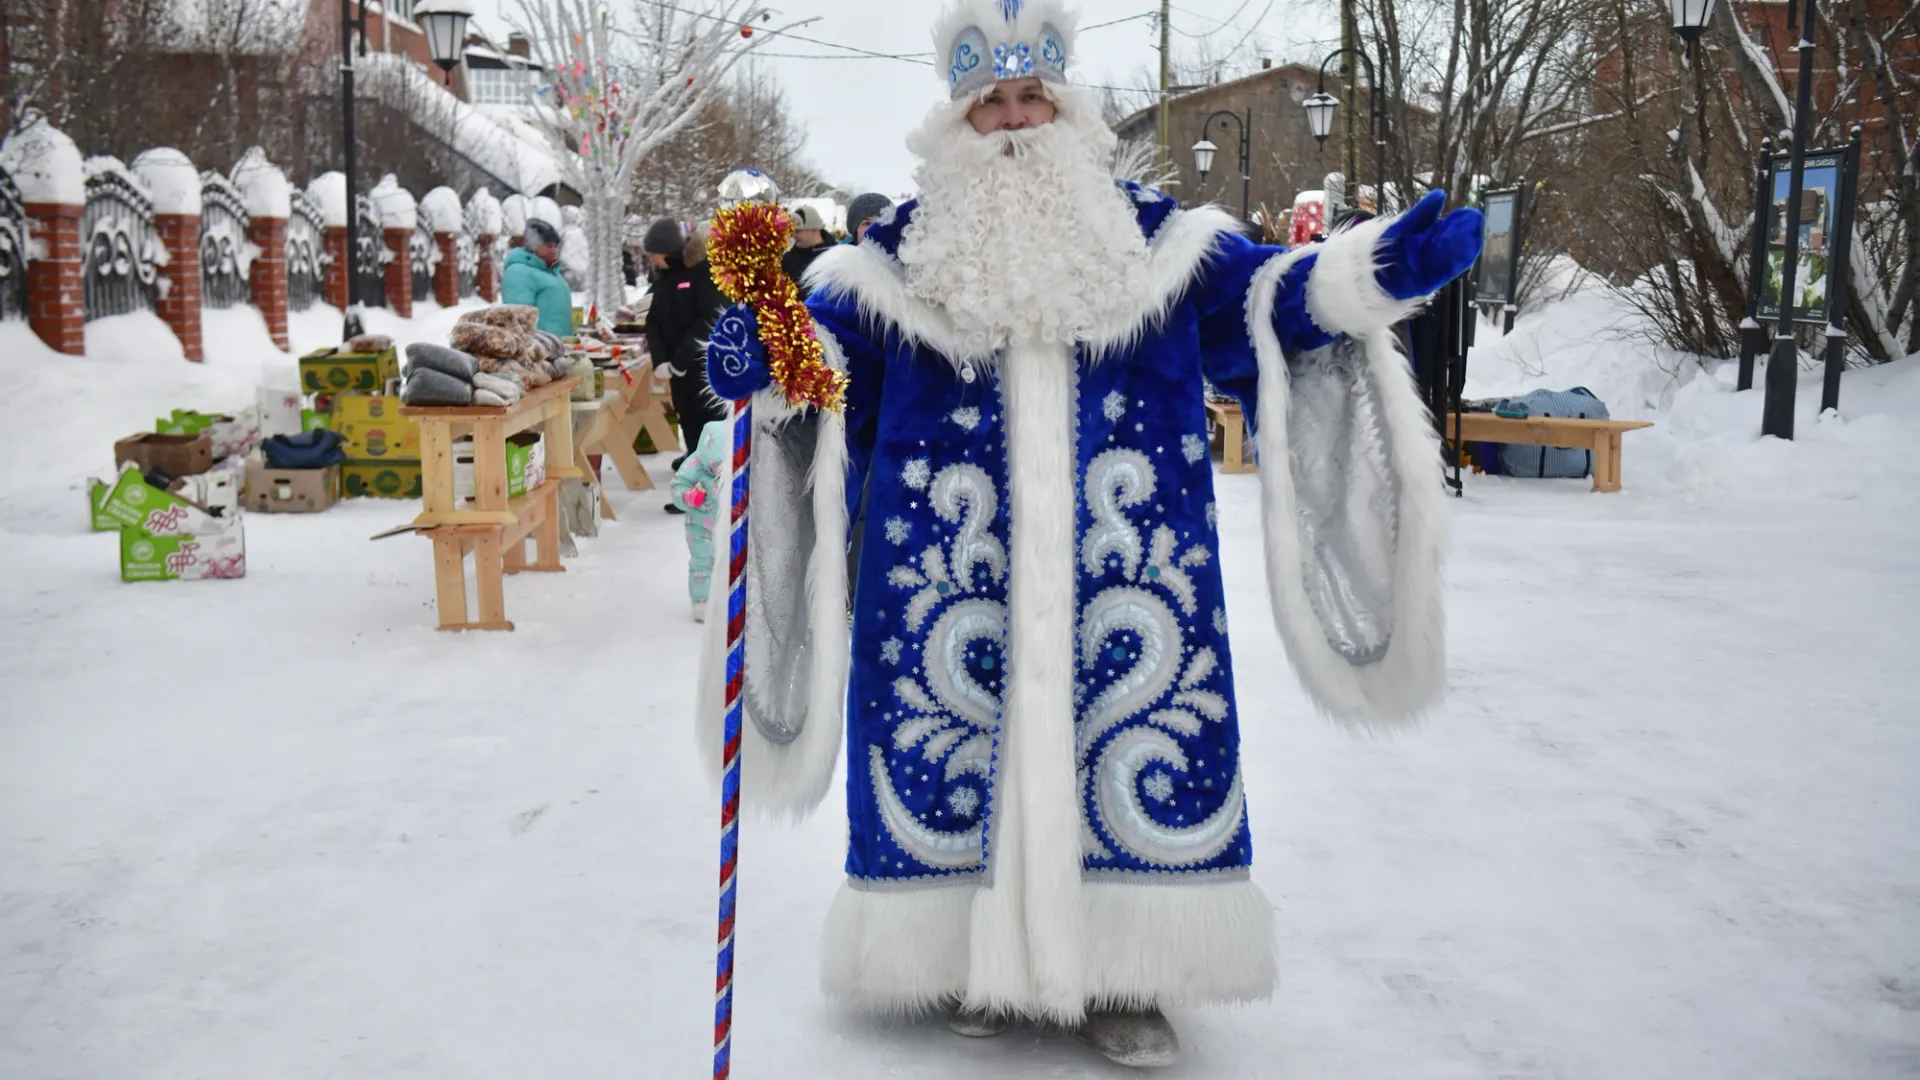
[466,188,503,236]
[231,148,291,220]
[131,148,202,215]
[0,120,84,204]
[369,175,417,230]
[419,187,464,234]
[501,194,529,237]
[529,195,563,234]
[308,172,349,228]
[82,156,154,206]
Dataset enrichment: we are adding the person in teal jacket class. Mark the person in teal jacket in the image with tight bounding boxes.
[668,420,728,622]
[501,218,574,338]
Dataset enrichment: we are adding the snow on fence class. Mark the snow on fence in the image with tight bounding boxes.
[0,120,538,356]
[0,165,26,321]
[198,171,252,310]
[81,159,163,322]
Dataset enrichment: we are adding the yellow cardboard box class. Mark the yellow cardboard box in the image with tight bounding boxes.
[339,460,423,499]
[299,346,399,394]
[329,393,420,461]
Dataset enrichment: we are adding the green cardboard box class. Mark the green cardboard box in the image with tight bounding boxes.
[299,346,400,394]
[340,460,423,499]
[505,432,545,499]
[101,466,247,582]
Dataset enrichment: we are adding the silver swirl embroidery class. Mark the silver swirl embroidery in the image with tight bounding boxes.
[1181,647,1218,689]
[930,464,1007,593]
[1092,727,1246,868]
[870,745,983,870]
[1081,449,1155,578]
[923,598,1005,731]
[1076,586,1183,757]
[1144,526,1200,616]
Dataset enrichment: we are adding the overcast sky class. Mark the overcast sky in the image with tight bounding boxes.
[462,0,1337,197]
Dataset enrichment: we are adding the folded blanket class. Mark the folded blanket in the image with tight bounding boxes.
[472,371,524,405]
[401,367,474,407]
[406,342,479,381]
[474,389,511,407]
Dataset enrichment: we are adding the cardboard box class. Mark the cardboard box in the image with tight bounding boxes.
[257,385,306,439]
[87,478,116,531]
[299,345,400,394]
[453,433,545,502]
[246,462,338,513]
[168,465,242,518]
[101,466,246,582]
[339,460,423,499]
[155,409,259,460]
[115,432,213,480]
[329,393,420,461]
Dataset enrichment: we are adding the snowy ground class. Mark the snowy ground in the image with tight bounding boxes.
[2,296,1917,1079]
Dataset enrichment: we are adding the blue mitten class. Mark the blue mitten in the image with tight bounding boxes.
[1375,189,1484,301]
[706,303,770,401]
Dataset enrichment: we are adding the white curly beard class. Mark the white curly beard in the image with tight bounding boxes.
[899,85,1151,357]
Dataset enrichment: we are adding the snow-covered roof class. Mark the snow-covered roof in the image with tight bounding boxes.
[356,52,563,197]
[420,186,464,233]
[0,120,85,204]
[231,148,291,219]
[132,148,202,215]
[308,172,349,228]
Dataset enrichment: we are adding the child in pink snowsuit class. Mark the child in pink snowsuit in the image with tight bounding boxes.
[669,421,728,622]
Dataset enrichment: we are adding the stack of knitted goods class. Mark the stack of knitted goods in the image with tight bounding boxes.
[399,305,578,408]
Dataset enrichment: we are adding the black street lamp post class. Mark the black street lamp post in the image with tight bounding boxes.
[1735,135,1772,393]
[1193,109,1253,222]
[1759,0,1819,440]
[1304,45,1388,215]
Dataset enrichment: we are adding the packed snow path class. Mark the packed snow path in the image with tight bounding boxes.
[2,317,1917,1078]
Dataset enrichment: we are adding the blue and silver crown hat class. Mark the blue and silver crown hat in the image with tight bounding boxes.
[935,0,1078,101]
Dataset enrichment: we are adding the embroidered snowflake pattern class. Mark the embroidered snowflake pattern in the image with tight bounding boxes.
[881,638,904,665]
[901,458,931,490]
[1181,433,1207,464]
[1143,771,1176,803]
[885,517,912,545]
[949,407,982,431]
[1213,606,1229,635]
[947,787,981,817]
[1102,391,1128,422]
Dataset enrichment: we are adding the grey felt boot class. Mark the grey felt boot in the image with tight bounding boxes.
[1075,1007,1179,1068]
[945,1006,1009,1038]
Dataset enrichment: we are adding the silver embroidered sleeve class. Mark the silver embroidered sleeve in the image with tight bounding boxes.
[741,410,823,745]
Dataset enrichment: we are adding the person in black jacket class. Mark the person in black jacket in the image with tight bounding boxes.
[781,204,833,297]
[642,218,729,511]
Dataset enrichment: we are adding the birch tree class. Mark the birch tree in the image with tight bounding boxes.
[508,0,809,313]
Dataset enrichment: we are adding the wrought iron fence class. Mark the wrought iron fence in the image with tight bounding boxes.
[458,199,484,298]
[354,193,385,308]
[199,171,251,310]
[0,167,26,320]
[411,220,437,303]
[82,165,161,320]
[287,189,328,312]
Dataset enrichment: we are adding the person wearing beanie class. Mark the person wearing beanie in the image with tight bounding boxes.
[693,0,1482,1067]
[642,217,685,263]
[642,218,729,512]
[782,204,833,296]
[843,192,893,245]
[501,218,573,338]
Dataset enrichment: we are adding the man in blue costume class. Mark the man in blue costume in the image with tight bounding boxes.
[696,0,1482,1067]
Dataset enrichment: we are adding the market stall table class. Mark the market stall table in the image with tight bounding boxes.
[576,358,679,491]
[401,377,582,631]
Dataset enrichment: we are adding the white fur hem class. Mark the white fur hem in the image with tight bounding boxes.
[693,335,852,819]
[1303,211,1431,337]
[804,204,1241,369]
[1248,251,1449,728]
[821,877,1276,1018]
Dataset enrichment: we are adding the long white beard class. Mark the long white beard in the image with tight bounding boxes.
[899,88,1151,356]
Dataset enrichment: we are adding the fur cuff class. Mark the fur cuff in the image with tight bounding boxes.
[1303,212,1429,338]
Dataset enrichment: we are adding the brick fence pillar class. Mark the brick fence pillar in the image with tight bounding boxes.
[24,202,85,355]
[475,234,499,302]
[433,231,459,308]
[153,213,204,362]
[249,215,289,350]
[382,227,412,319]
[322,225,349,311]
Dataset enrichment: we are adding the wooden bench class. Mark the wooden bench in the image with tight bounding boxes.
[1449,413,1654,493]
[402,378,582,631]
[1204,399,1254,474]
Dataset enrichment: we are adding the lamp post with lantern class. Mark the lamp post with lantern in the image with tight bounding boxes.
[1303,44,1388,217]
[1192,109,1253,222]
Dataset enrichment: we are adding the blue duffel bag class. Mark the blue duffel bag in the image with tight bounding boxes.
[1487,388,1610,479]
[262,430,346,469]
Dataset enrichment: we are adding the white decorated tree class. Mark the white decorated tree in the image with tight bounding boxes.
[509,0,807,315]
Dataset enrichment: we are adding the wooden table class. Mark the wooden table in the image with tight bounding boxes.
[1449,413,1654,493]
[577,358,679,492]
[1204,400,1254,474]
[571,396,618,521]
[401,377,582,631]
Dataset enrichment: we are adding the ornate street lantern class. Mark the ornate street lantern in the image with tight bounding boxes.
[1191,139,1218,182]
[1303,92,1339,145]
[416,0,474,84]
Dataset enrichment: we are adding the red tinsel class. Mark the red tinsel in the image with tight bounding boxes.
[708,203,848,412]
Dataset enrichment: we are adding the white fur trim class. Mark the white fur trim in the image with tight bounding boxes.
[693,335,852,819]
[804,204,1241,370]
[1303,211,1432,338]
[962,338,1088,1024]
[819,876,1277,1016]
[1247,251,1449,729]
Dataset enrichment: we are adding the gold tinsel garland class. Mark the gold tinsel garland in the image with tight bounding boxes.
[707,203,848,412]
